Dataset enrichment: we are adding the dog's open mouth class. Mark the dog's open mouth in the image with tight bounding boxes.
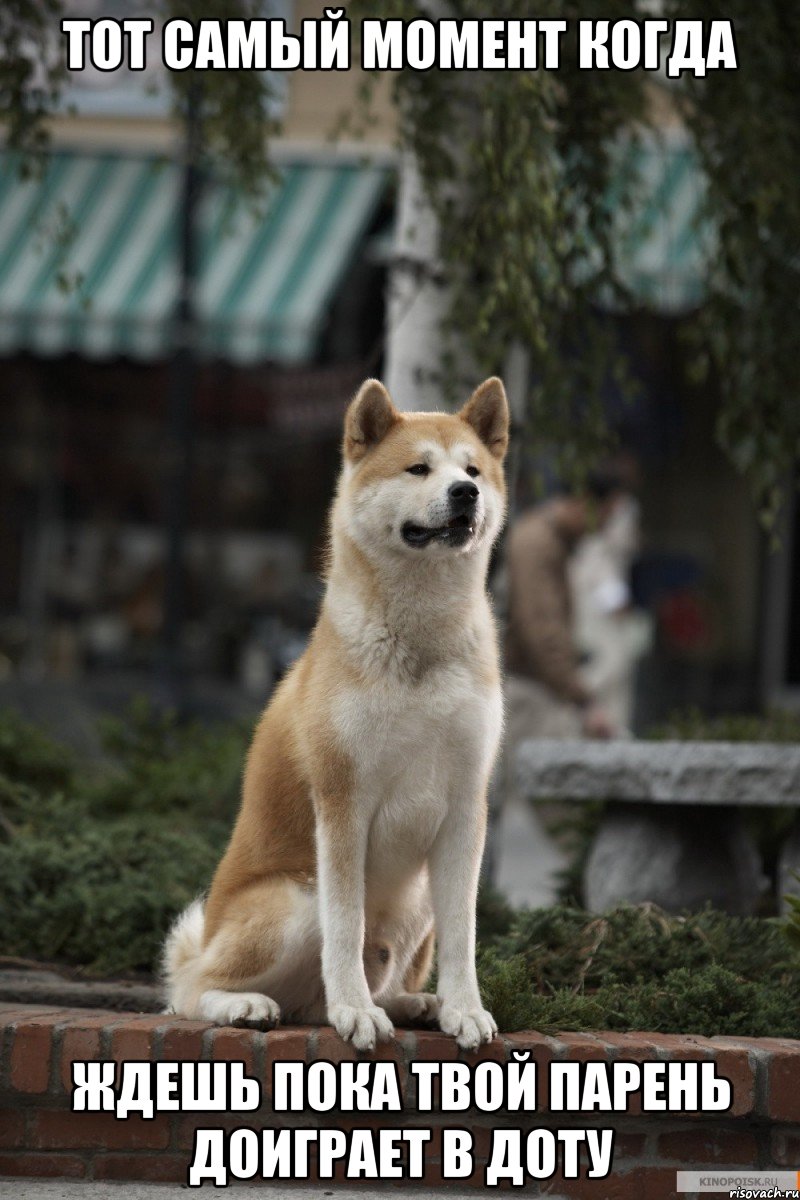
[401,513,476,548]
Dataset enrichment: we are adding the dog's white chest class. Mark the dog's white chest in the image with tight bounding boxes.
[335,661,497,776]
[332,662,501,884]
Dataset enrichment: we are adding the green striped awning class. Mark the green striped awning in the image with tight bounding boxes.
[566,131,711,313]
[609,132,712,313]
[0,151,389,363]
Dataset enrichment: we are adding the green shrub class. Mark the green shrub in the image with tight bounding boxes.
[480,959,800,1040]
[0,707,74,791]
[90,697,248,819]
[0,814,226,974]
[493,903,795,990]
[0,701,245,975]
[785,874,800,954]
[476,903,800,1037]
[648,707,800,743]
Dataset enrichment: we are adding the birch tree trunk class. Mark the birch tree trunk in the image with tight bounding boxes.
[384,147,530,431]
[383,150,452,412]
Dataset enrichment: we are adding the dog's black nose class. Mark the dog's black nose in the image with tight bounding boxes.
[448,480,479,508]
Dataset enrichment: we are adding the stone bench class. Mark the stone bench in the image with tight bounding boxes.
[515,740,800,914]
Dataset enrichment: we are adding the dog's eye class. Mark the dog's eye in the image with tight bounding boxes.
[466,465,480,478]
[406,463,430,476]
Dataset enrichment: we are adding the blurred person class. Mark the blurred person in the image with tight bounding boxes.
[570,490,653,733]
[488,469,628,909]
[489,472,633,902]
[503,469,627,744]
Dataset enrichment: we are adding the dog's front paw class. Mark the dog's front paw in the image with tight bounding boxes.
[199,989,281,1029]
[439,1002,497,1050]
[384,992,439,1025]
[329,1003,394,1051]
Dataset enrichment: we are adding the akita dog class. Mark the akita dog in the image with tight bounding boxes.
[163,376,509,1050]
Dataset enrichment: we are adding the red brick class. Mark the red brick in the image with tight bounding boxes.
[415,1155,483,1188]
[402,1033,457,1110]
[506,1031,559,1052]
[263,1028,309,1101]
[370,1032,412,1103]
[315,1026,357,1063]
[409,1121,479,1172]
[640,1164,682,1199]
[0,1152,86,1178]
[650,1034,737,1120]
[594,1032,662,1058]
[210,1027,257,1074]
[771,1127,800,1165]
[372,1029,412,1062]
[548,1170,643,1200]
[60,1020,107,1094]
[567,1036,657,1119]
[612,1132,648,1160]
[109,1012,167,1051]
[593,1033,744,1121]
[505,1031,556,1110]
[460,1035,506,1066]
[648,1033,714,1060]
[30,1109,170,1151]
[10,1016,63,1093]
[0,1005,63,1025]
[767,1046,800,1122]
[417,1123,445,1161]
[469,1123,493,1159]
[161,1021,210,1062]
[328,1157,393,1186]
[109,1025,161,1058]
[711,1047,756,1118]
[7,1014,797,1195]
[175,1113,248,1152]
[60,1007,121,1021]
[111,1013,171,1035]
[556,1032,610,1061]
[412,1030,459,1061]
[715,1035,798,1053]
[108,1016,167,1085]
[657,1128,758,1165]
[265,1028,309,1063]
[94,1153,186,1182]
[17,1006,118,1026]
[0,1107,25,1148]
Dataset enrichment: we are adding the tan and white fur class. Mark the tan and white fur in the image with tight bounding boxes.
[163,376,509,1051]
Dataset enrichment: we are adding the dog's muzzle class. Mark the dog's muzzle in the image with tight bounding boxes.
[401,482,480,548]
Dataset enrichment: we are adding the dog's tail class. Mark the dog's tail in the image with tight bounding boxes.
[161,898,205,1014]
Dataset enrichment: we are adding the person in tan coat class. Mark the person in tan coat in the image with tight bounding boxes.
[504,476,627,743]
[489,473,628,904]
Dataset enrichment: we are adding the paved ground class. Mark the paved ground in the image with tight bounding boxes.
[493,795,567,909]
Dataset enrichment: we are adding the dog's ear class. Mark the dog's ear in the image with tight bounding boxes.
[459,377,509,460]
[344,379,400,462]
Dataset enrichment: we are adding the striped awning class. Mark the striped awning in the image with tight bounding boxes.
[0,151,389,364]
[609,132,712,313]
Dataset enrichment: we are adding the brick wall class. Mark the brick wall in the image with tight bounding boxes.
[1,1002,799,1196]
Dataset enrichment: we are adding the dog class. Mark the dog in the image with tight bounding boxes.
[163,376,509,1050]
